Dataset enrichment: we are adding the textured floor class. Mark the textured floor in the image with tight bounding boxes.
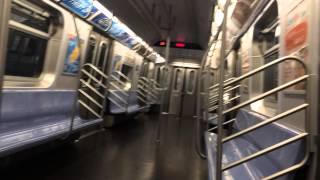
[0,114,207,180]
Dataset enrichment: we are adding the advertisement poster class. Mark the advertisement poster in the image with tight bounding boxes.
[60,0,94,18]
[63,35,81,75]
[90,13,113,31]
[89,1,113,31]
[108,20,138,48]
[282,0,308,90]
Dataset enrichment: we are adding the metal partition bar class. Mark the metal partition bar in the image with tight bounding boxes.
[79,63,109,118]
[211,55,310,179]
[222,133,308,171]
[223,75,308,114]
[137,77,151,105]
[108,74,129,111]
[215,56,306,89]
[114,71,131,82]
[223,104,308,143]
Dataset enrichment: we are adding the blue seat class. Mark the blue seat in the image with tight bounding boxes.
[0,89,102,157]
[108,90,128,115]
[205,109,305,180]
[107,90,149,115]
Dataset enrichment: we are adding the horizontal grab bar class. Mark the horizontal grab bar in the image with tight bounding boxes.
[222,133,308,171]
[80,80,105,99]
[78,100,102,118]
[223,75,308,115]
[83,63,108,79]
[114,71,131,82]
[212,56,306,90]
[223,104,309,143]
[78,89,104,109]
[81,70,107,89]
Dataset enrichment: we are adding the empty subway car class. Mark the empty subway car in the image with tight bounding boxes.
[0,0,162,157]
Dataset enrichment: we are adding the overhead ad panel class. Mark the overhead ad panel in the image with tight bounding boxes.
[60,0,94,18]
[51,0,148,52]
[89,1,113,31]
[108,19,139,48]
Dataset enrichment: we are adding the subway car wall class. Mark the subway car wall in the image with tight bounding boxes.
[0,0,320,180]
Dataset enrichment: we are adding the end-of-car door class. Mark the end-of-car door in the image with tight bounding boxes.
[169,67,185,115]
[181,69,198,117]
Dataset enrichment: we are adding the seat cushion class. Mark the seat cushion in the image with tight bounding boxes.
[205,109,305,180]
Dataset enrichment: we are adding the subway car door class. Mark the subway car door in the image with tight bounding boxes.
[169,68,185,115]
[181,69,198,117]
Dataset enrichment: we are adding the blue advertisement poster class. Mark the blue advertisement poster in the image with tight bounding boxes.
[108,21,130,41]
[60,0,94,18]
[91,13,113,31]
[63,35,81,75]
[108,20,139,48]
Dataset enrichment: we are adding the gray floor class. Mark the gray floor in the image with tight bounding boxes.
[1,114,208,180]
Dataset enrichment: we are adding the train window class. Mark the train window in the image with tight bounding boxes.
[96,42,109,72]
[121,64,133,81]
[140,62,149,77]
[263,46,279,94]
[174,69,183,91]
[85,36,97,64]
[187,70,196,94]
[156,67,161,84]
[5,0,52,78]
[252,1,279,105]
[11,0,50,33]
[6,29,47,77]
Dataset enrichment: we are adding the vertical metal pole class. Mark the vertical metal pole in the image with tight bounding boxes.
[160,36,171,113]
[157,36,170,143]
[216,1,231,180]
[0,0,11,115]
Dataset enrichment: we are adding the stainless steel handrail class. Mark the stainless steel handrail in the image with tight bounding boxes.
[111,75,127,87]
[114,71,131,82]
[213,56,306,90]
[80,79,105,99]
[223,75,308,114]
[212,56,310,180]
[222,133,308,171]
[78,89,104,109]
[83,63,108,79]
[223,104,308,143]
[108,90,128,105]
[81,69,107,89]
[209,77,235,90]
[138,85,158,99]
[78,100,101,118]
[209,95,241,112]
[109,82,128,95]
[78,63,109,118]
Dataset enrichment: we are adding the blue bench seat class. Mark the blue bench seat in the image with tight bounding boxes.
[108,90,149,115]
[205,109,305,180]
[0,90,102,157]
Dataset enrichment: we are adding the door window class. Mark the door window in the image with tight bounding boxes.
[186,70,197,94]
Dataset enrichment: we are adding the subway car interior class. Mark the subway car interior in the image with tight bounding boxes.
[0,0,320,179]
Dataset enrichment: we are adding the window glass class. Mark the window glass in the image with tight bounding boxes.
[174,69,182,91]
[156,67,161,83]
[97,43,108,71]
[187,71,195,93]
[85,37,97,64]
[6,29,47,77]
[11,2,50,33]
[251,1,279,104]
[5,1,51,78]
